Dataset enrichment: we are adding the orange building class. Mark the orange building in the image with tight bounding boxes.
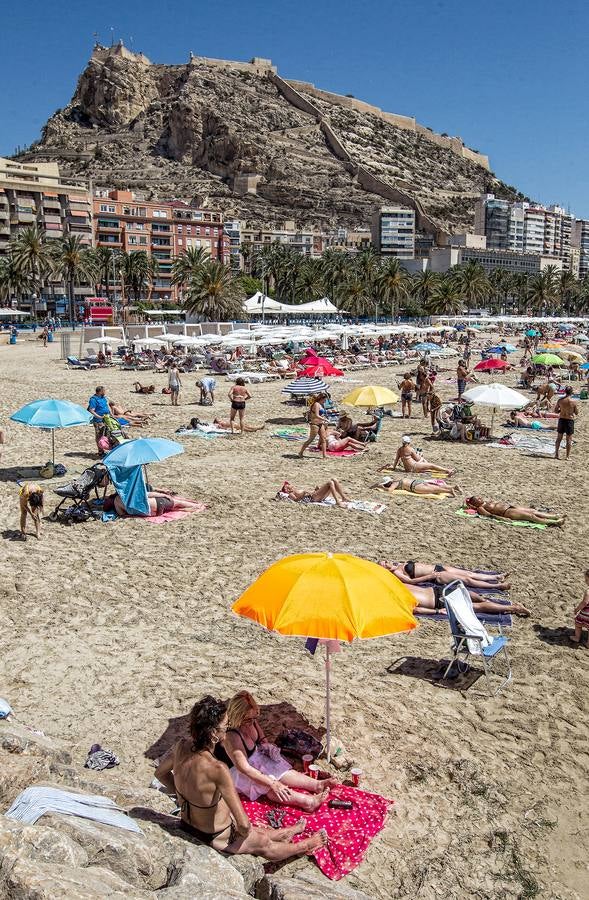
[93,190,230,304]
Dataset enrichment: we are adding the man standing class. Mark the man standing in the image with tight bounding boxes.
[397,373,416,419]
[456,359,469,400]
[555,386,578,460]
[88,386,114,449]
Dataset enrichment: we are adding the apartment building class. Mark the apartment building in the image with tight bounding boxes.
[405,246,564,276]
[239,220,321,259]
[223,219,242,271]
[572,219,589,278]
[474,194,575,272]
[93,190,230,303]
[371,206,416,258]
[0,157,94,309]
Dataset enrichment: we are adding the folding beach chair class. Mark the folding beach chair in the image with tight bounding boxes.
[50,463,109,524]
[67,356,98,371]
[442,580,512,696]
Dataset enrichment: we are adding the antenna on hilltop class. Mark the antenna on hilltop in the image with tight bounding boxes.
[129,34,134,50]
[110,26,115,47]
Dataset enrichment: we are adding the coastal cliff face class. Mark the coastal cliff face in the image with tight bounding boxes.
[24,47,520,231]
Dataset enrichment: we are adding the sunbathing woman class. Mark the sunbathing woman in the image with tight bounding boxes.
[133,382,155,394]
[111,490,201,518]
[379,560,510,590]
[508,411,555,430]
[324,427,367,454]
[212,417,265,433]
[278,479,351,507]
[218,692,336,812]
[373,476,462,498]
[381,436,455,476]
[110,401,154,427]
[155,696,327,860]
[401,582,531,617]
[465,496,565,526]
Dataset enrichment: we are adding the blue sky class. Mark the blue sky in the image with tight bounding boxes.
[2,0,588,217]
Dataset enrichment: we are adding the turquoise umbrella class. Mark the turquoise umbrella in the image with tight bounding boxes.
[102,437,183,468]
[10,398,93,465]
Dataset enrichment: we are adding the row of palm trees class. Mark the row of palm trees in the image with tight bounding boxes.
[0,226,164,319]
[247,243,589,319]
[2,227,589,321]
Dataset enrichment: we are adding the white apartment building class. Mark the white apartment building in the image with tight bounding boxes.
[474,194,575,272]
[572,219,589,278]
[371,206,415,258]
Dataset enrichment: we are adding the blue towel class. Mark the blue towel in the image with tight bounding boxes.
[107,464,149,516]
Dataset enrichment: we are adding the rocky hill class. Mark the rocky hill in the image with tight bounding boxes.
[20,44,522,234]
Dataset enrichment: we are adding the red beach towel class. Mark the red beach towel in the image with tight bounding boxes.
[144,499,208,524]
[309,447,361,457]
[242,783,393,880]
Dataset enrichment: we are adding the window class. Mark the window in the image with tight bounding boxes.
[153,209,168,218]
[205,228,210,236]
[187,226,192,234]
[137,208,146,217]
[97,219,119,228]
[139,236,148,245]
[178,238,183,246]
[128,236,138,245]
[99,204,116,213]
[177,225,183,233]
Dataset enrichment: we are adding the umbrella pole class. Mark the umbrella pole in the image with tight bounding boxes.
[52,430,55,467]
[325,644,331,763]
[491,407,496,437]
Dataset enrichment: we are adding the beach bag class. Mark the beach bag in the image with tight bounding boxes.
[275,729,322,760]
[39,462,55,479]
[97,436,111,453]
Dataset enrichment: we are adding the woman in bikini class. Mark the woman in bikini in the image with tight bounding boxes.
[219,692,336,812]
[228,378,252,434]
[372,476,462,498]
[324,427,367,454]
[155,696,327,859]
[379,560,510,590]
[298,394,328,459]
[111,490,201,517]
[465,496,565,526]
[401,582,530,617]
[277,479,352,508]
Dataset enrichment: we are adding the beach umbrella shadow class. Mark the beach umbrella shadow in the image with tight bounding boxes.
[532,624,578,648]
[387,655,483,691]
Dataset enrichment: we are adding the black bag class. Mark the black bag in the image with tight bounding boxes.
[275,729,322,759]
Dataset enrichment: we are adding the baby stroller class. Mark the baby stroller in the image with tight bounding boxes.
[97,415,129,455]
[50,464,109,524]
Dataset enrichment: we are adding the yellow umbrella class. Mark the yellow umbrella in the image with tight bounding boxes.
[538,341,565,351]
[558,349,584,362]
[232,552,417,759]
[342,385,399,407]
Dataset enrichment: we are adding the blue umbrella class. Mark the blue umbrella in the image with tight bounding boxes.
[282,377,329,396]
[526,329,539,337]
[412,342,440,352]
[102,437,183,469]
[487,344,517,354]
[10,398,93,465]
[579,362,589,370]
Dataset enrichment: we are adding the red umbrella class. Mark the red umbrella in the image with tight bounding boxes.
[474,358,508,372]
[299,363,344,377]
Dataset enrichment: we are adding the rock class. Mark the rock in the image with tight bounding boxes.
[0,720,72,765]
[0,856,152,898]
[160,844,250,898]
[256,871,373,899]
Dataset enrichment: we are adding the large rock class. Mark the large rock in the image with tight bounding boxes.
[257,871,372,899]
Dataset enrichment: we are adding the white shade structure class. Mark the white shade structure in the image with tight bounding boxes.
[462,382,529,434]
[87,336,123,346]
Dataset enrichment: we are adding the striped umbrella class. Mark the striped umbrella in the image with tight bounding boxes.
[282,377,330,396]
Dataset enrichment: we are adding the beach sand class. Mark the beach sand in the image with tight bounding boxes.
[0,336,587,898]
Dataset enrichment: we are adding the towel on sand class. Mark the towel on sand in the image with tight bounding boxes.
[276,493,386,514]
[242,784,393,881]
[5,786,142,833]
[310,447,363,458]
[456,506,546,530]
[414,578,513,626]
[102,499,207,524]
[176,426,229,438]
[272,426,308,441]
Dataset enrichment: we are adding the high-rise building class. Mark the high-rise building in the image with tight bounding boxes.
[93,190,230,303]
[474,194,575,271]
[239,221,324,260]
[0,157,94,311]
[371,206,415,258]
[572,219,589,278]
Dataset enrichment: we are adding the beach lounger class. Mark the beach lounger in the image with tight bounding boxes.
[442,580,512,695]
[67,356,99,370]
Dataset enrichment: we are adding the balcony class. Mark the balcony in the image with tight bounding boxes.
[44,214,62,225]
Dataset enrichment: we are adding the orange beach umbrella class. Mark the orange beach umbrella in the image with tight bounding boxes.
[232,552,417,759]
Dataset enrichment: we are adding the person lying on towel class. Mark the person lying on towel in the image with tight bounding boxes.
[276,479,352,508]
[104,490,201,518]
[371,476,462,499]
[394,580,530,618]
[379,560,511,590]
[465,496,565,527]
[507,411,555,430]
[323,426,367,454]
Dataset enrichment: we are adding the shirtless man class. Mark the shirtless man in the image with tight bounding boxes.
[380,436,456,477]
[555,386,578,460]
[397,374,416,418]
[465,496,565,526]
[298,393,327,459]
[535,381,558,407]
[456,359,469,399]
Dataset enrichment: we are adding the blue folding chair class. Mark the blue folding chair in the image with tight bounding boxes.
[442,580,512,695]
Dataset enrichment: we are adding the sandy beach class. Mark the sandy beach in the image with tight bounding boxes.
[0,336,587,898]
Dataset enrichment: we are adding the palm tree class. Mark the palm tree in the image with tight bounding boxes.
[377,257,410,320]
[337,271,374,317]
[411,270,438,311]
[171,246,210,294]
[510,273,530,315]
[296,258,325,301]
[0,252,33,303]
[89,246,116,301]
[145,255,160,303]
[184,261,241,320]
[558,271,579,315]
[320,249,353,302]
[12,225,52,318]
[453,261,490,311]
[427,277,464,316]
[528,268,558,315]
[49,236,96,323]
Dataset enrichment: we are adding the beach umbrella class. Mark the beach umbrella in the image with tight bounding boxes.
[538,342,564,351]
[558,349,584,362]
[87,336,123,346]
[531,353,566,366]
[412,342,440,352]
[526,329,539,337]
[579,362,589,370]
[10,399,93,466]
[232,552,417,760]
[102,437,183,469]
[282,377,330,396]
[134,337,168,347]
[576,334,589,343]
[484,346,511,355]
[462,382,529,434]
[474,358,508,373]
[342,385,399,407]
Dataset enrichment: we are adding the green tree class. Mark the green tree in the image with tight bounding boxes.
[528,268,558,314]
[184,261,241,320]
[0,252,33,303]
[171,246,210,294]
[411,270,438,311]
[427,277,464,316]
[377,257,410,320]
[49,236,96,323]
[453,261,490,311]
[296,259,325,301]
[12,225,52,318]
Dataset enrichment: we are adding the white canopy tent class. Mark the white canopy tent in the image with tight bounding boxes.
[0,309,31,317]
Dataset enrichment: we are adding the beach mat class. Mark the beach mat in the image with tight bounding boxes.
[272,426,308,441]
[102,499,207,524]
[413,580,512,626]
[175,428,230,439]
[276,494,386,514]
[242,783,393,881]
[309,447,363,458]
[456,507,546,530]
[376,486,451,500]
